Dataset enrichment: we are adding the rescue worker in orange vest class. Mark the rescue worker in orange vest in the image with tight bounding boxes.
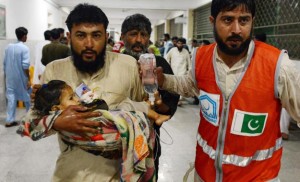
[155,0,300,181]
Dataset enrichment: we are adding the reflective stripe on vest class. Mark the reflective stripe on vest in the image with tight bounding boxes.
[197,133,282,167]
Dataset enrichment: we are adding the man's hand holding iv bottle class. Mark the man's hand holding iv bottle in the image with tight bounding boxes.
[139,53,159,106]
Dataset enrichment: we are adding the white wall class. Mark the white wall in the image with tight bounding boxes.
[0,0,66,65]
[0,0,65,41]
[0,0,65,113]
[154,10,189,41]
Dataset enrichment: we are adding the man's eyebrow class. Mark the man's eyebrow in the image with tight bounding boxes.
[75,30,103,34]
[220,14,251,17]
[92,30,103,33]
[239,15,252,18]
[75,30,85,34]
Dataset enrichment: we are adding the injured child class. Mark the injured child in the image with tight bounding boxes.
[17,80,170,181]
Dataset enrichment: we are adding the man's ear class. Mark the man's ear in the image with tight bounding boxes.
[121,33,124,41]
[51,105,61,111]
[67,32,71,40]
[209,16,215,25]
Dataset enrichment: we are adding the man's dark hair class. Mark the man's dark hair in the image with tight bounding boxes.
[164,33,170,40]
[15,27,28,40]
[211,0,256,19]
[200,39,211,45]
[44,30,51,40]
[171,36,178,41]
[121,13,152,35]
[192,39,198,44]
[65,3,109,32]
[177,37,185,44]
[34,80,67,116]
[57,28,65,34]
[108,38,114,44]
[51,28,61,40]
[255,33,267,42]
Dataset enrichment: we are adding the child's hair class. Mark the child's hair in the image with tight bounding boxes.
[34,80,68,116]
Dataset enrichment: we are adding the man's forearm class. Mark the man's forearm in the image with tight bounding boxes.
[163,73,199,97]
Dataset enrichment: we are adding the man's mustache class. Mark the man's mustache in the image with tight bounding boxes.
[131,43,145,49]
[226,34,243,41]
[81,49,97,55]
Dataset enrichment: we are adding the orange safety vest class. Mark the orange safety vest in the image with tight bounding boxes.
[194,41,284,181]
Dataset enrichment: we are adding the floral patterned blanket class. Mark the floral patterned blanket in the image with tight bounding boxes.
[17,109,156,181]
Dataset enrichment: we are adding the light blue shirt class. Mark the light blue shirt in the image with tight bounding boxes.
[3,41,31,101]
[163,40,173,58]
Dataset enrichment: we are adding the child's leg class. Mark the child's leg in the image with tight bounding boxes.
[148,109,170,126]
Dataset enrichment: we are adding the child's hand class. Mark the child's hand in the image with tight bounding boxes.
[154,91,162,106]
[143,91,162,109]
[155,114,170,126]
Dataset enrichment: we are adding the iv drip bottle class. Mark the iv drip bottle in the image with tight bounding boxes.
[139,53,157,105]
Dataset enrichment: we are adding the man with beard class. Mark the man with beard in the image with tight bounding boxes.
[166,38,191,106]
[121,13,180,180]
[20,4,149,182]
[156,0,300,181]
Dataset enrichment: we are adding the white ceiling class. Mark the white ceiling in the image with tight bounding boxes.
[50,0,212,30]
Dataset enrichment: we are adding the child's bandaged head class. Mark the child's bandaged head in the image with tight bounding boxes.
[80,91,108,110]
[80,90,99,104]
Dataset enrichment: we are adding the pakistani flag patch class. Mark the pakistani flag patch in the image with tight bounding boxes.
[231,109,268,136]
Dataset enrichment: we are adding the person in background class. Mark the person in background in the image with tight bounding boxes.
[57,27,65,43]
[33,30,51,84]
[166,37,193,106]
[19,4,153,182]
[199,39,211,46]
[166,37,191,77]
[60,36,69,45]
[181,37,190,52]
[158,39,165,56]
[148,40,161,56]
[156,0,300,181]
[3,27,31,127]
[171,36,178,46]
[165,36,178,54]
[190,39,199,56]
[163,33,173,58]
[106,37,114,52]
[112,38,124,53]
[254,32,267,42]
[41,28,70,66]
[121,13,180,180]
[191,39,198,47]
[190,39,210,61]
